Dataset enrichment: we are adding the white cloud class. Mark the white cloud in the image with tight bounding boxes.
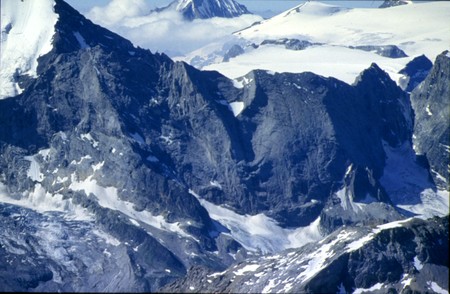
[86,0,262,57]
[88,0,150,26]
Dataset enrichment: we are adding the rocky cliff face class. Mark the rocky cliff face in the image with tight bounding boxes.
[0,0,447,292]
[410,51,450,186]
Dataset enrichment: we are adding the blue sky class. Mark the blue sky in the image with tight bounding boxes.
[67,0,384,16]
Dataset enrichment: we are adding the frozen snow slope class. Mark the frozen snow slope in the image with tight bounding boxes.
[0,0,58,99]
[194,1,450,84]
[189,190,322,254]
[237,1,448,58]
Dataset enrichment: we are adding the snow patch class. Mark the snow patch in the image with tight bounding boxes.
[426,105,433,116]
[24,154,45,182]
[216,99,245,117]
[413,256,423,271]
[0,182,93,221]
[69,176,192,239]
[129,218,140,227]
[400,274,413,288]
[234,264,260,276]
[73,31,89,49]
[298,229,355,283]
[427,281,448,294]
[209,180,222,189]
[93,229,121,246]
[232,79,244,89]
[346,218,412,252]
[229,101,245,117]
[353,283,384,294]
[80,133,99,148]
[92,161,104,172]
[262,278,280,293]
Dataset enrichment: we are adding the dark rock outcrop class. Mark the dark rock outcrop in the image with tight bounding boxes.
[260,38,317,51]
[410,51,450,185]
[223,44,244,62]
[398,54,433,92]
[350,45,408,58]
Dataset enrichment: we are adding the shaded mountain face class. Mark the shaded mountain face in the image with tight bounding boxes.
[410,51,450,185]
[0,0,447,292]
[398,54,433,93]
[161,0,251,20]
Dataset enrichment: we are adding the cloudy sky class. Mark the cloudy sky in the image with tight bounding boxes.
[65,0,383,57]
[67,0,384,15]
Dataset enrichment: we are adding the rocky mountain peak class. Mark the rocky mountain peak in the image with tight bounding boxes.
[379,0,411,8]
[170,0,251,20]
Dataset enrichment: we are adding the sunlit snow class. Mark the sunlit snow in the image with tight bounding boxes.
[234,264,260,276]
[196,1,450,86]
[69,175,193,239]
[0,0,58,99]
[80,133,99,148]
[427,281,449,294]
[0,182,93,221]
[414,256,423,271]
[189,189,322,253]
[345,218,413,252]
[229,101,245,117]
[353,283,384,294]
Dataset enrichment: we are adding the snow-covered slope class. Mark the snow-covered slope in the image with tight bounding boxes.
[0,0,58,99]
[184,1,450,85]
[189,190,322,254]
[163,216,449,293]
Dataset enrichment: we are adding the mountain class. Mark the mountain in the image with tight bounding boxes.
[157,0,251,20]
[163,216,449,293]
[0,0,448,292]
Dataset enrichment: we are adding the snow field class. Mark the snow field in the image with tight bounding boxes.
[0,0,58,99]
[236,1,450,61]
[194,1,449,87]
